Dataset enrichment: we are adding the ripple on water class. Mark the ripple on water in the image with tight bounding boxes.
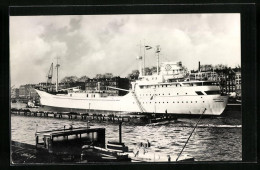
[11,114,242,161]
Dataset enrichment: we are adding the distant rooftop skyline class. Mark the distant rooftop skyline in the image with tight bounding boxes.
[10,14,240,86]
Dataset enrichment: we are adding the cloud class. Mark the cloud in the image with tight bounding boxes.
[10,14,240,86]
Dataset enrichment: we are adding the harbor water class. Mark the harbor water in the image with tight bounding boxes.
[11,103,242,162]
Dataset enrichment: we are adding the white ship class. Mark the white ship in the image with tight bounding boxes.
[35,53,228,116]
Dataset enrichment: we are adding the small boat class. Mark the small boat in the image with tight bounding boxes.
[81,142,131,162]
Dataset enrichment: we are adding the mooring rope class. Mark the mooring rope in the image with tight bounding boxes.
[176,108,207,161]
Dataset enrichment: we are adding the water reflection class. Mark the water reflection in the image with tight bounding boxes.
[11,110,241,161]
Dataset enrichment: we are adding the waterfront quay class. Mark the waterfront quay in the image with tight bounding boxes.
[10,107,179,124]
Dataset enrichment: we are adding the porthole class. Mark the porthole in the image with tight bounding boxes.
[177,101,179,103]
[186,101,188,103]
[173,101,175,103]
[191,101,192,103]
[159,102,160,103]
[162,94,164,95]
[163,102,164,103]
[182,101,184,103]
[186,93,187,95]
[196,101,197,103]
[203,101,205,103]
[177,93,179,95]
[169,93,170,95]
[167,102,168,103]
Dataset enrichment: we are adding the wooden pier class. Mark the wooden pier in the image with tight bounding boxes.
[10,108,177,123]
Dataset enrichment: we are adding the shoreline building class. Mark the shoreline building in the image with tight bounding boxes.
[85,77,130,96]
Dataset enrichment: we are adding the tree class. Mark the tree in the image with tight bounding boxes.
[104,73,113,78]
[78,75,89,82]
[60,76,79,83]
[127,70,140,80]
[200,64,213,72]
[95,73,114,79]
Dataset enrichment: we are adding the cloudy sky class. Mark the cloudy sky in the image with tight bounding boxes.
[10,14,240,86]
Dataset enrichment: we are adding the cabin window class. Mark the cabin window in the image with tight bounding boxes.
[177,93,179,95]
[70,94,72,97]
[169,93,170,95]
[93,95,95,97]
[186,93,187,95]
[86,94,88,97]
[195,91,204,95]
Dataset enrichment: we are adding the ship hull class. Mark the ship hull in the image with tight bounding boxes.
[35,89,228,116]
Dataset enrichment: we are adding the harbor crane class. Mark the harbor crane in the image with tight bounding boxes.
[45,63,54,92]
[46,63,53,85]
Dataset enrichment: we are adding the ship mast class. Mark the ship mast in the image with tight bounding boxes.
[137,41,143,77]
[55,57,60,92]
[143,40,145,76]
[156,45,160,75]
